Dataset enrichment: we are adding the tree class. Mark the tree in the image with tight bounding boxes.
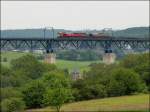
[42,71,73,112]
[120,53,150,91]
[107,79,126,96]
[42,71,71,89]
[0,66,13,87]
[10,54,45,79]
[111,68,144,95]
[43,88,73,112]
[22,80,46,108]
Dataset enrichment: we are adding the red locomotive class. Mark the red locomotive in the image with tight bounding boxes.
[58,32,110,38]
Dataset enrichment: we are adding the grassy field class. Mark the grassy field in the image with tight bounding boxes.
[1,51,27,66]
[1,51,100,72]
[27,94,149,112]
[56,59,100,72]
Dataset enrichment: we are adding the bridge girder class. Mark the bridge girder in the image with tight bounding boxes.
[1,38,149,52]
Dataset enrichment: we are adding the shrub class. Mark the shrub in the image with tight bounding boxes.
[72,80,107,101]
[80,84,107,100]
[0,88,23,102]
[22,80,46,108]
[1,98,26,112]
[111,68,144,95]
[10,54,45,79]
[107,79,126,96]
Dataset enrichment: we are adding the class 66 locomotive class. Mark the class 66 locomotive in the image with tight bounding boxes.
[58,32,111,38]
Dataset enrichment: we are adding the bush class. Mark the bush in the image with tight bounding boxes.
[0,66,28,87]
[1,98,25,112]
[72,80,107,101]
[80,84,107,100]
[120,53,150,91]
[10,54,45,79]
[110,68,145,95]
[0,66,17,87]
[22,80,46,108]
[107,79,126,96]
[0,88,23,102]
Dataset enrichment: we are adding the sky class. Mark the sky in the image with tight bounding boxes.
[1,1,149,30]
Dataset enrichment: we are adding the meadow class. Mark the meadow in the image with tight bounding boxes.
[27,94,149,112]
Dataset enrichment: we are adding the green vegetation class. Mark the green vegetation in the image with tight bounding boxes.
[56,49,102,61]
[1,51,98,72]
[1,51,26,66]
[0,52,149,112]
[56,59,100,72]
[27,94,149,112]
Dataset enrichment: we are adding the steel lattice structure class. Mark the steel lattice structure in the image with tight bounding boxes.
[0,37,150,53]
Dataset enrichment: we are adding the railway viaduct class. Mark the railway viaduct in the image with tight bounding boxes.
[1,37,149,64]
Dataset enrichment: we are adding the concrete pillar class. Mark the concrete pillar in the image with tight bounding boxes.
[103,53,116,64]
[44,53,56,64]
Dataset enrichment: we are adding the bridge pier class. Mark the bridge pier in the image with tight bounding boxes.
[103,48,116,64]
[103,49,116,64]
[44,49,56,64]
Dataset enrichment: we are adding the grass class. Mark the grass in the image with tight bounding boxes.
[1,51,27,66]
[56,59,100,72]
[26,94,149,112]
[1,51,100,72]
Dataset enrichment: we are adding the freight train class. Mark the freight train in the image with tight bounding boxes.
[58,32,110,38]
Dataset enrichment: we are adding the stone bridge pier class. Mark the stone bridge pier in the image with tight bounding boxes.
[103,52,116,64]
[103,43,116,64]
[44,49,56,64]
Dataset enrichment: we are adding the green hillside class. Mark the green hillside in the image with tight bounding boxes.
[27,94,149,112]
[1,51,99,72]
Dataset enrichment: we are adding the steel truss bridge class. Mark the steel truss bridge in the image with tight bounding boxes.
[0,37,150,53]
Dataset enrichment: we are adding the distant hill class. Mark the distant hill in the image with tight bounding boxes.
[113,27,149,38]
[1,27,149,38]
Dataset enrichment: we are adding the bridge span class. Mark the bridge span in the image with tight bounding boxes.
[1,37,149,64]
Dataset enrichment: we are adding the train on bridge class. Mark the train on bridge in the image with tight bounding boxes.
[58,32,110,38]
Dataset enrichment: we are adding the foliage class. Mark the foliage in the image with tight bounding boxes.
[10,54,45,79]
[1,98,25,112]
[72,61,147,101]
[0,52,149,110]
[42,63,57,73]
[120,53,150,91]
[0,66,26,87]
[22,80,46,108]
[43,88,73,112]
[108,68,145,96]
[0,88,23,102]
[41,71,71,89]
[42,71,73,111]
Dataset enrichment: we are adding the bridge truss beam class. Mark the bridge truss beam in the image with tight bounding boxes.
[1,38,149,52]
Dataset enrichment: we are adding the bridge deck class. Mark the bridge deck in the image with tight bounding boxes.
[1,37,149,41]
